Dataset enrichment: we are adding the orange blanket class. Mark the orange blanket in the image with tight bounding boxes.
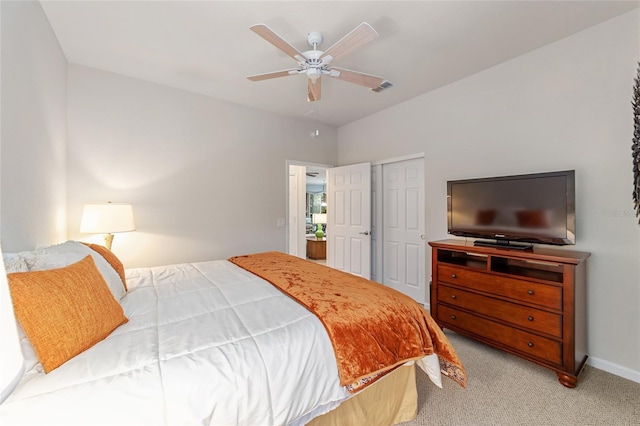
[228,252,466,390]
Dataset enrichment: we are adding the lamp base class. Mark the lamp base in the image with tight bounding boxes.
[103,233,114,251]
[315,228,325,239]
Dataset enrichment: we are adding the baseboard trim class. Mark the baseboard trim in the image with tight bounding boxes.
[587,356,640,384]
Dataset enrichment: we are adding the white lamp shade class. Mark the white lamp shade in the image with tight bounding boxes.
[80,203,136,234]
[312,213,327,225]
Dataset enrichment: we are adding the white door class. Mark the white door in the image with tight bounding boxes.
[327,162,371,279]
[382,158,426,303]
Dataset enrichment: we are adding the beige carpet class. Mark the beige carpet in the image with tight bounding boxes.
[400,331,640,426]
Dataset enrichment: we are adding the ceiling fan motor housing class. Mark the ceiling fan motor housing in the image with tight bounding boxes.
[307,31,323,48]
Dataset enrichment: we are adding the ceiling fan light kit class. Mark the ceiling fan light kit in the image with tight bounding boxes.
[307,68,321,82]
[247,22,389,102]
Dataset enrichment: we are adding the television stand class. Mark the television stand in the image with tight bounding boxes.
[473,239,533,251]
[429,239,590,387]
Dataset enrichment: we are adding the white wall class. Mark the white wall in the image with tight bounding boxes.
[338,10,640,379]
[0,0,67,252]
[66,65,338,267]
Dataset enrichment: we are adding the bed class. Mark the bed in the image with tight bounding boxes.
[0,241,465,425]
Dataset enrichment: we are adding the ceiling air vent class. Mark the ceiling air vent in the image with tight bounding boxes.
[371,80,394,93]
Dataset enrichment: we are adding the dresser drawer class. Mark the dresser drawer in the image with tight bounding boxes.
[438,285,562,338]
[438,264,562,310]
[437,305,562,365]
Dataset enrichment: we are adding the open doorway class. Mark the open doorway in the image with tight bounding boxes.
[286,161,330,260]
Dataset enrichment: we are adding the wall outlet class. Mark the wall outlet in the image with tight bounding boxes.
[276,218,285,228]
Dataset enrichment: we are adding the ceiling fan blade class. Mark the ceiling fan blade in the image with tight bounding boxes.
[329,67,384,89]
[307,78,322,102]
[247,69,299,81]
[320,22,378,63]
[250,24,305,62]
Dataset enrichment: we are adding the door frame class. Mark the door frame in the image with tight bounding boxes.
[285,160,332,257]
[288,165,306,258]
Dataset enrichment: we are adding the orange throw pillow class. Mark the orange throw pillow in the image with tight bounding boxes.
[82,242,128,291]
[8,255,129,373]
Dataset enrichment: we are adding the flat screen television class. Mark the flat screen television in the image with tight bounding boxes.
[447,170,575,248]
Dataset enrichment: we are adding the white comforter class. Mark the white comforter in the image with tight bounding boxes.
[1,260,355,425]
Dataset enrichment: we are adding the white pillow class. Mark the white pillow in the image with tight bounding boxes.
[17,323,42,374]
[22,241,126,300]
[3,254,28,273]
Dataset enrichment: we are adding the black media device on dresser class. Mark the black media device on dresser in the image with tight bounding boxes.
[429,239,590,388]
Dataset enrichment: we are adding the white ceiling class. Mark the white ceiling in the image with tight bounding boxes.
[40,1,639,127]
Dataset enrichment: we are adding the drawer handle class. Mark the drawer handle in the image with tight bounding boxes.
[451,294,457,300]
[527,342,534,348]
[451,273,457,279]
[527,290,535,295]
[450,315,457,320]
[527,316,534,321]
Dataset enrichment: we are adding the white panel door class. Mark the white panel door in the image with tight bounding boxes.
[383,158,426,303]
[327,162,371,279]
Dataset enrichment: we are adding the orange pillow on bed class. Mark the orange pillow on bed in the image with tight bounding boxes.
[8,255,129,373]
[82,242,128,291]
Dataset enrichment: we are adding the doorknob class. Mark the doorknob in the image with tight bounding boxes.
[420,235,426,240]
[358,231,370,235]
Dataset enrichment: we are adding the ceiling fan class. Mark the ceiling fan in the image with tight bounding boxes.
[247,22,389,102]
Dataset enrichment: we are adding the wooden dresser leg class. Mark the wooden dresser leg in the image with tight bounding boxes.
[557,372,577,388]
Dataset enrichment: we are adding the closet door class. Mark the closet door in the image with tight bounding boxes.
[382,158,426,303]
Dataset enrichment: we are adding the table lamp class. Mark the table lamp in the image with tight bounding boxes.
[80,202,136,250]
[312,213,327,239]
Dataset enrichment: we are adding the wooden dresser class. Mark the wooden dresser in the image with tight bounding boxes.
[429,239,590,387]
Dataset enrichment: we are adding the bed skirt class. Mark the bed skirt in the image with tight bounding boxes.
[308,363,417,426]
